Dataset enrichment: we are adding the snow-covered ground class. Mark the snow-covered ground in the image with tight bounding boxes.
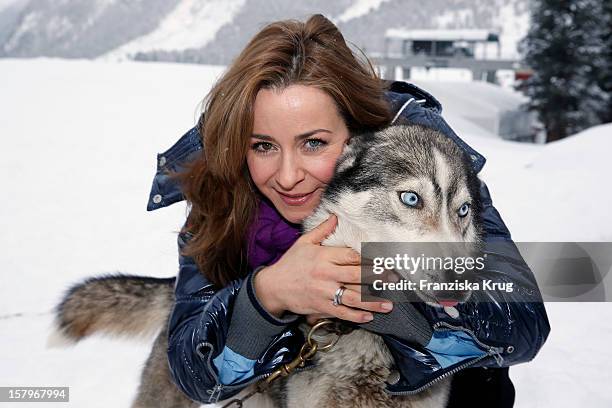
[1,58,611,407]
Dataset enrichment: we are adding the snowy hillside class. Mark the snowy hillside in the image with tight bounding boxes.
[333,0,391,23]
[0,0,180,58]
[1,59,611,407]
[101,0,246,61]
[0,0,531,63]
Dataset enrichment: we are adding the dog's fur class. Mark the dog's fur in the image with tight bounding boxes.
[49,124,483,408]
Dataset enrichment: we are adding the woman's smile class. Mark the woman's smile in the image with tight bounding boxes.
[276,188,318,206]
[276,190,314,205]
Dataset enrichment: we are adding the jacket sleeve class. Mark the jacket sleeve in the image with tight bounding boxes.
[166,229,300,404]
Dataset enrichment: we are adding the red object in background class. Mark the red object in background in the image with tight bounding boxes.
[515,70,533,81]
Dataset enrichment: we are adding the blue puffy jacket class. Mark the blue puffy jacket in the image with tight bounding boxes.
[147,81,551,404]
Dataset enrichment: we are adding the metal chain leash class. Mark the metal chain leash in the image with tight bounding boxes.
[220,319,353,408]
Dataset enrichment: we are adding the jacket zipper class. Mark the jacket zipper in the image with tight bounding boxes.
[386,348,494,396]
[207,383,223,403]
[432,321,506,362]
[386,322,506,396]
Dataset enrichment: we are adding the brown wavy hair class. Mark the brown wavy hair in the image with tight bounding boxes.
[173,14,393,288]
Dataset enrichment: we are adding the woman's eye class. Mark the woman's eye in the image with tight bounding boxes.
[400,191,420,207]
[458,202,471,218]
[252,142,275,154]
[304,138,326,151]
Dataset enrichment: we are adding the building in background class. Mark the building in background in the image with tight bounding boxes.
[374,28,523,84]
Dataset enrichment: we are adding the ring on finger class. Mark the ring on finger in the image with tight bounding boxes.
[332,285,347,306]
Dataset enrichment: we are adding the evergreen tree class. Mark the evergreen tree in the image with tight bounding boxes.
[520,0,610,142]
[597,0,612,123]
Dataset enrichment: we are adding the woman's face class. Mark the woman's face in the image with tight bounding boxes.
[247,84,350,224]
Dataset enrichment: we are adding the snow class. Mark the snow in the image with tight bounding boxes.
[430,3,530,60]
[407,67,474,82]
[102,0,246,61]
[411,79,536,139]
[493,1,530,59]
[457,122,612,242]
[433,8,475,29]
[0,0,22,11]
[1,58,611,407]
[3,10,40,52]
[334,0,391,23]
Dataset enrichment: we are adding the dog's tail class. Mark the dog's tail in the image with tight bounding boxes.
[47,273,176,348]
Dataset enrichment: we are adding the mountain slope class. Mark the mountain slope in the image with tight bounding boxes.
[0,0,530,63]
[1,0,179,58]
[102,0,246,61]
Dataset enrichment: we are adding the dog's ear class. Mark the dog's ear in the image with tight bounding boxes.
[336,141,358,173]
[335,131,373,173]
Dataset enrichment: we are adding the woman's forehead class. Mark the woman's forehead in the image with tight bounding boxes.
[253,85,345,135]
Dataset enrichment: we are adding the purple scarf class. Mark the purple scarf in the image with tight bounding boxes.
[246,197,302,270]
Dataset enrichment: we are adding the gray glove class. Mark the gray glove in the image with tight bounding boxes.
[357,301,433,346]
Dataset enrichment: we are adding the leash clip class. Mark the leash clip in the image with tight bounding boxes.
[220,318,347,407]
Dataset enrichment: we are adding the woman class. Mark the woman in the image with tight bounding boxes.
[149,14,550,407]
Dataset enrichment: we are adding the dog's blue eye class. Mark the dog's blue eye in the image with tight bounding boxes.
[458,203,470,218]
[400,191,420,207]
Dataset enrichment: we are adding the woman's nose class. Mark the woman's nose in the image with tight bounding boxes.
[276,153,305,190]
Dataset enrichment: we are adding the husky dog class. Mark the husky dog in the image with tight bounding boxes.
[49,124,483,408]
[264,124,483,408]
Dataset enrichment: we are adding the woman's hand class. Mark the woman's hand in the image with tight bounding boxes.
[253,214,393,324]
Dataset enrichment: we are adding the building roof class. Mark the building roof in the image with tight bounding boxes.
[385,29,499,42]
